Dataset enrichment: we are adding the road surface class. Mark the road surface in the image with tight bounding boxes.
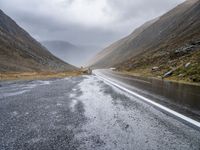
[94,69,200,122]
[0,72,200,149]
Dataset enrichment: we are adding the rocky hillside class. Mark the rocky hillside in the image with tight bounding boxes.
[89,0,200,82]
[0,9,76,72]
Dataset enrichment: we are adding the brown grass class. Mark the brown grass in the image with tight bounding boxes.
[0,71,83,81]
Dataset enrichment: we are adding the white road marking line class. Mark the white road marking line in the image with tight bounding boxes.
[94,72,200,130]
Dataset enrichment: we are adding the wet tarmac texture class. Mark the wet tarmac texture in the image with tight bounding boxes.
[0,76,200,150]
[96,69,200,121]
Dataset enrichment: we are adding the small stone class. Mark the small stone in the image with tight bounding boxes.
[185,62,191,68]
[163,70,173,78]
[178,74,184,77]
[152,66,159,71]
[125,124,129,129]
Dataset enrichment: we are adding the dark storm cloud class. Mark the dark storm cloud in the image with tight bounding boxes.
[0,0,184,47]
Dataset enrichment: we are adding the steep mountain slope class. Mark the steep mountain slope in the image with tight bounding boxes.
[89,0,199,69]
[116,0,200,82]
[88,18,158,68]
[89,0,200,82]
[0,9,76,72]
[42,40,100,67]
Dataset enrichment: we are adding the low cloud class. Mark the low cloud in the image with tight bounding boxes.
[0,0,184,47]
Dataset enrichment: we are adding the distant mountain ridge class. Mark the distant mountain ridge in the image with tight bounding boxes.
[0,9,76,72]
[42,41,78,51]
[42,40,100,67]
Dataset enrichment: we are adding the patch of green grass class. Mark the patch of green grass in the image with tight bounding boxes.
[173,63,200,82]
[118,48,200,83]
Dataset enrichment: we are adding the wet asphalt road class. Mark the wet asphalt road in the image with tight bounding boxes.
[0,75,200,150]
[94,69,200,121]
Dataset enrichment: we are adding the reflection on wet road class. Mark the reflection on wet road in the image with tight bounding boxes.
[95,69,200,121]
[0,76,200,150]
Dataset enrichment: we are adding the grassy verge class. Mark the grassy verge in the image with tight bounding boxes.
[118,70,200,86]
[0,71,83,81]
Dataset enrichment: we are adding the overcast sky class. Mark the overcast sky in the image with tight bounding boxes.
[0,0,184,48]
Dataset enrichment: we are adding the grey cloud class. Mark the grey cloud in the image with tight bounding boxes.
[0,0,184,48]
[108,0,184,20]
[13,10,118,46]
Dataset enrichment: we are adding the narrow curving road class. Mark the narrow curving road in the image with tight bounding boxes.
[0,74,200,150]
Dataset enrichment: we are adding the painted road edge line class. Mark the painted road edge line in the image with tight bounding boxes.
[94,72,200,130]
